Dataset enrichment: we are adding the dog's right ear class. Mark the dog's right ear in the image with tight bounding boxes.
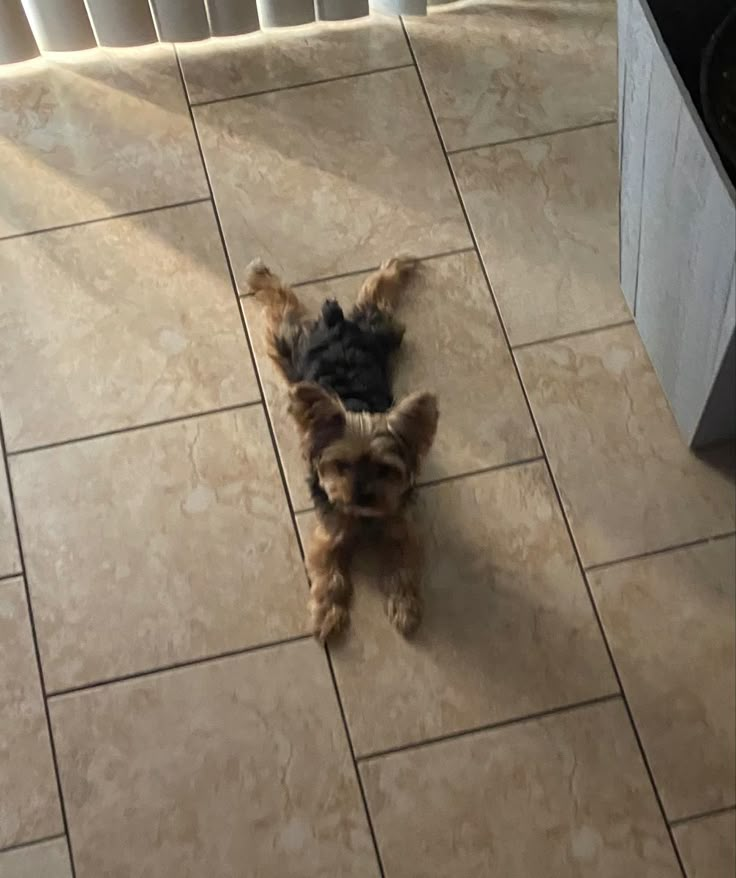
[387,391,439,461]
[288,382,345,457]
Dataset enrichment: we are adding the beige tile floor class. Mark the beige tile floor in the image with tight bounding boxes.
[0,5,733,878]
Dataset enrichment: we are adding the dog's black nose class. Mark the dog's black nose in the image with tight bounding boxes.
[354,489,375,507]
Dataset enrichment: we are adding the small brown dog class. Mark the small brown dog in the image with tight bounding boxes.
[247,257,438,642]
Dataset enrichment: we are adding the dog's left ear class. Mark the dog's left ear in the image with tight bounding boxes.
[289,382,346,457]
[387,392,439,460]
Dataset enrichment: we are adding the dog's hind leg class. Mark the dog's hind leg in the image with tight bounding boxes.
[246,259,306,383]
[353,256,416,316]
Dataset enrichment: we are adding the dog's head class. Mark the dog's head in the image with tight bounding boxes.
[289,382,438,518]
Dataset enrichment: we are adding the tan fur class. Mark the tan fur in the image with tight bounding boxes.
[355,256,417,313]
[246,259,305,382]
[305,518,356,641]
[248,257,438,642]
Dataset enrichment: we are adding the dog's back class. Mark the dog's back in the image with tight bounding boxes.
[287,300,404,414]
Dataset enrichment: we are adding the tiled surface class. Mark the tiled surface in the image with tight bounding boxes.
[0,203,258,450]
[516,325,736,567]
[0,1,730,872]
[674,812,736,878]
[0,838,73,878]
[179,14,410,103]
[194,67,470,287]
[0,464,19,576]
[361,700,680,877]
[591,538,736,821]
[50,641,379,878]
[453,124,629,346]
[243,251,540,510]
[0,46,206,238]
[0,579,61,848]
[406,0,617,151]
[300,461,616,755]
[11,408,307,692]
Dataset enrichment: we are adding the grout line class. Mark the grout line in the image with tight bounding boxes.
[173,58,392,873]
[585,530,736,572]
[186,50,402,878]
[285,246,477,291]
[446,118,618,156]
[522,401,693,870]
[401,19,688,877]
[669,804,736,828]
[0,833,67,857]
[0,423,78,877]
[291,265,384,289]
[291,455,546,518]
[7,401,262,458]
[417,456,545,490]
[512,319,635,351]
[48,634,313,699]
[0,197,211,244]
[505,379,692,872]
[358,693,622,762]
[191,63,415,108]
[325,647,387,878]
[174,48,300,535]
[522,423,692,875]
[0,570,22,583]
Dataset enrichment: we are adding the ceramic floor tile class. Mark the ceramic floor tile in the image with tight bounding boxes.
[0,579,62,848]
[10,408,307,692]
[0,838,72,878]
[243,251,540,511]
[590,538,736,821]
[516,325,736,566]
[405,0,617,152]
[179,14,410,104]
[452,124,629,346]
[361,700,680,878]
[0,202,259,451]
[195,67,470,287]
[50,640,379,878]
[0,46,207,237]
[674,812,736,878]
[0,464,19,577]
[299,461,616,755]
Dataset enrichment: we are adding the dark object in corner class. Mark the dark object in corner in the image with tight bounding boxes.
[644,0,735,185]
[701,6,736,178]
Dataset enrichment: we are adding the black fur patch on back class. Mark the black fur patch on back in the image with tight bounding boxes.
[284,299,404,414]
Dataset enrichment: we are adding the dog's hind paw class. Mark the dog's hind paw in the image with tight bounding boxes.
[245,257,268,275]
[245,258,276,292]
[382,255,417,277]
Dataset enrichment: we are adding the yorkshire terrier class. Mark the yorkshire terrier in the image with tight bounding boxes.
[247,257,438,642]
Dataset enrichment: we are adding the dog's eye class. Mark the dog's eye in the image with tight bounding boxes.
[333,460,350,475]
[376,463,400,480]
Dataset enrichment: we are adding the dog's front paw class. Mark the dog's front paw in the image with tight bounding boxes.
[386,592,422,637]
[310,602,350,643]
[308,573,351,643]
